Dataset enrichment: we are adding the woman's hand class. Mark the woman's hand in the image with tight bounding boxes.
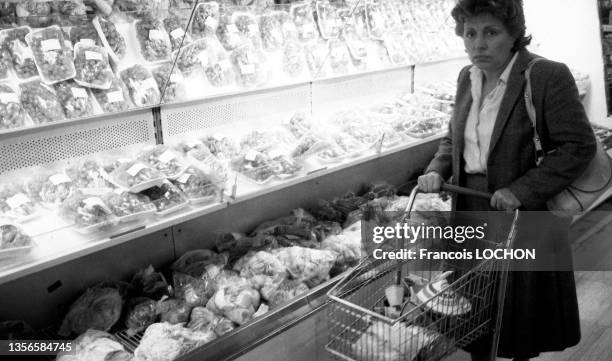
[417,171,444,193]
[490,188,522,211]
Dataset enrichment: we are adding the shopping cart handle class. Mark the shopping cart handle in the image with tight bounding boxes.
[441,184,492,199]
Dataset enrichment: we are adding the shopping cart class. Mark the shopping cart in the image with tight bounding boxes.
[326,184,520,361]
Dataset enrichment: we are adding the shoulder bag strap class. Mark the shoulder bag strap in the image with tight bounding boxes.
[524,58,545,165]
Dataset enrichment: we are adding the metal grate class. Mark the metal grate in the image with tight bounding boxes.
[161,84,311,141]
[0,111,156,174]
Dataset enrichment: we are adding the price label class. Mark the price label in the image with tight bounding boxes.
[106,90,124,103]
[43,50,58,64]
[71,87,88,99]
[227,24,239,34]
[205,17,218,29]
[126,163,147,177]
[80,38,96,46]
[245,150,258,162]
[248,24,259,33]
[0,92,19,104]
[170,28,186,39]
[41,38,61,52]
[149,29,166,42]
[85,50,103,61]
[49,173,72,186]
[240,64,255,75]
[176,172,192,184]
[158,150,177,163]
[6,193,31,209]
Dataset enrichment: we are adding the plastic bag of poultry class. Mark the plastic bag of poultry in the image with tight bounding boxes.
[233,250,287,290]
[124,297,157,336]
[157,298,190,325]
[173,272,211,308]
[172,249,228,278]
[272,247,337,287]
[134,322,216,361]
[58,285,123,336]
[129,264,172,300]
[208,274,260,325]
[56,329,131,361]
[261,278,309,308]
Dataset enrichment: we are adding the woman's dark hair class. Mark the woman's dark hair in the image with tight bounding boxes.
[451,0,532,52]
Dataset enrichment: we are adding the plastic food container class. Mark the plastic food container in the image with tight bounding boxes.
[19,79,65,125]
[93,16,126,62]
[0,184,40,223]
[230,43,267,88]
[91,76,133,114]
[137,145,188,180]
[164,14,192,52]
[119,65,161,107]
[108,161,166,193]
[135,18,172,62]
[190,1,220,39]
[232,151,276,185]
[53,80,95,119]
[0,222,35,262]
[73,43,113,90]
[102,190,156,224]
[173,38,208,75]
[260,12,285,51]
[25,171,76,207]
[0,26,39,79]
[140,182,190,216]
[69,23,102,47]
[291,2,318,42]
[171,166,221,205]
[151,62,187,103]
[365,2,387,40]
[0,83,27,130]
[315,1,342,40]
[25,25,76,84]
[60,192,118,234]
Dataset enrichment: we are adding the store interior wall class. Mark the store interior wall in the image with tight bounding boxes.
[524,0,608,125]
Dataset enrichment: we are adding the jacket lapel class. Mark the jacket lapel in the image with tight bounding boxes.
[488,49,533,156]
[452,69,473,184]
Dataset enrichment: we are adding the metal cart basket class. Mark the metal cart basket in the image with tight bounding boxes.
[326,184,520,361]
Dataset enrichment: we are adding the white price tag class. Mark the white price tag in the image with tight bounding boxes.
[80,38,96,46]
[49,173,72,186]
[245,150,258,162]
[248,24,259,33]
[43,50,58,64]
[85,50,103,61]
[205,17,218,29]
[227,24,239,34]
[106,90,124,103]
[0,92,19,104]
[149,29,166,42]
[126,163,147,177]
[158,150,177,163]
[41,38,61,52]
[170,28,186,39]
[71,87,88,98]
[240,64,255,75]
[83,197,107,209]
[6,193,31,209]
[169,73,183,83]
[176,172,192,184]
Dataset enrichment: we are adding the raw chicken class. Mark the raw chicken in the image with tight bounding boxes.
[134,322,216,361]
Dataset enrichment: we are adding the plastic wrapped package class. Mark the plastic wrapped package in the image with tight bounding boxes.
[290,2,318,42]
[171,166,221,204]
[365,1,387,40]
[315,1,342,39]
[65,159,108,189]
[0,184,39,222]
[102,190,156,223]
[25,26,76,84]
[174,272,213,308]
[151,62,187,103]
[137,145,188,180]
[261,278,309,308]
[283,112,312,139]
[157,298,191,324]
[119,65,161,107]
[188,307,224,333]
[130,264,172,300]
[233,250,287,290]
[0,3,17,29]
[316,143,346,164]
[58,284,123,336]
[16,1,52,28]
[272,10,299,41]
[201,135,239,159]
[337,8,367,61]
[60,191,117,232]
[114,0,163,17]
[384,34,408,66]
[230,42,267,87]
[379,0,402,32]
[0,42,11,79]
[209,275,260,325]
[304,39,329,78]
[56,329,130,361]
[51,1,88,27]
[202,38,234,88]
[231,151,275,184]
[328,39,350,75]
[0,83,27,130]
[240,129,294,153]
[125,297,157,335]
[186,150,230,184]
[0,27,39,79]
[259,12,284,51]
[70,23,102,47]
[233,11,263,50]
[191,1,220,39]
[173,38,208,75]
[134,322,216,361]
[0,222,34,259]
[25,170,75,206]
[216,12,243,52]
[282,40,306,78]
[290,132,331,160]
[108,160,165,192]
[140,181,189,215]
[54,80,95,119]
[164,14,192,52]
[135,17,172,62]
[172,249,228,278]
[91,76,133,113]
[321,233,361,271]
[272,247,337,287]
[269,155,303,179]
[93,16,126,61]
[73,43,113,89]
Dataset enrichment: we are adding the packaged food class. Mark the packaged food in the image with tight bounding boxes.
[73,43,113,90]
[65,159,109,189]
[25,171,76,206]
[334,133,368,157]
[51,1,88,27]
[328,39,350,75]
[0,83,27,130]
[315,1,342,39]
[137,145,188,179]
[272,247,336,287]
[130,264,172,299]
[231,42,266,88]
[0,50,10,80]
[202,39,234,88]
[125,297,157,335]
[283,112,312,139]
[290,2,318,42]
[109,160,166,193]
[93,16,126,61]
[25,26,76,84]
[151,62,187,103]
[103,190,156,223]
[231,151,275,184]
[304,40,329,78]
[114,0,162,18]
[60,191,117,232]
[380,1,402,33]
[233,12,263,50]
[269,155,303,179]
[171,166,220,204]
[316,143,346,164]
[91,76,133,113]
[185,150,229,184]
[216,12,243,52]
[350,4,368,39]
[0,3,17,29]
[240,129,294,153]
[175,138,208,154]
[140,181,189,215]
[69,23,102,47]
[0,27,39,79]
[164,14,192,52]
[58,285,123,337]
[343,123,382,146]
[365,1,387,40]
[120,65,161,107]
[0,184,39,222]
[19,80,65,125]
[201,135,239,159]
[0,223,34,261]
[190,2,220,39]
[338,8,367,61]
[54,80,95,119]
[16,1,52,28]
[291,132,330,159]
[385,35,408,65]
[282,40,305,78]
[259,12,284,51]
[135,17,172,62]
[174,38,208,75]
[272,10,299,41]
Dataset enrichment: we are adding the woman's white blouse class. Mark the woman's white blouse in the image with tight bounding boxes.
[463,52,518,174]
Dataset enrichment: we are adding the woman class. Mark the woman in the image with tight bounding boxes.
[418,0,595,360]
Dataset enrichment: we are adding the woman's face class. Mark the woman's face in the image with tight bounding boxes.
[463,13,516,74]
